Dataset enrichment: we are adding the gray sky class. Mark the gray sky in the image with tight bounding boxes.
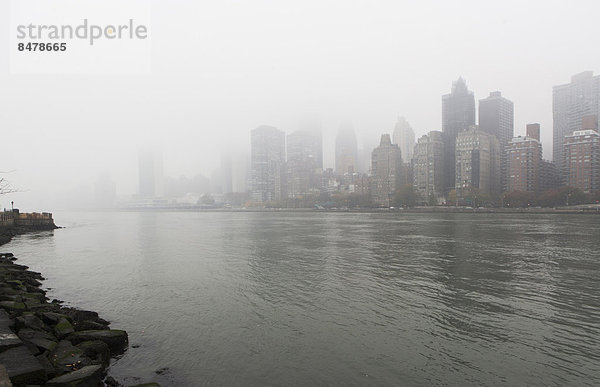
[1,0,599,210]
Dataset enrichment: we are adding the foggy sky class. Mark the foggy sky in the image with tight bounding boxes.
[1,0,599,211]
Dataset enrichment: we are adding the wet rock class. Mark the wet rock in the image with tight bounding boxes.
[37,353,59,379]
[41,312,70,325]
[129,383,162,387]
[15,314,45,331]
[49,340,92,373]
[0,301,26,312]
[0,321,22,351]
[0,345,47,385]
[68,330,128,354]
[19,329,58,353]
[77,340,110,366]
[74,320,110,332]
[54,317,75,338]
[45,364,103,387]
[155,367,169,375]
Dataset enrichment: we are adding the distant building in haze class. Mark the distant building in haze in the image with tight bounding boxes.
[412,130,445,204]
[563,125,600,193]
[507,125,542,193]
[442,77,476,193]
[479,91,514,191]
[455,126,501,198]
[138,150,164,198]
[553,71,600,177]
[335,124,358,175]
[250,125,286,202]
[371,134,402,206]
[392,116,415,163]
[286,130,322,198]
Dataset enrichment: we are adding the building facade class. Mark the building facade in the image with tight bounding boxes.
[442,77,476,193]
[507,135,542,193]
[563,129,600,193]
[553,71,600,176]
[479,91,514,191]
[250,125,286,202]
[455,127,501,198]
[371,134,402,206]
[335,124,358,175]
[412,131,445,204]
[392,116,415,164]
[286,130,322,198]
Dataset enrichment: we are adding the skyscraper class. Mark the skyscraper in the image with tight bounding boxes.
[506,125,542,193]
[553,71,600,176]
[563,122,600,193]
[371,134,402,206]
[442,77,476,193]
[138,150,164,198]
[286,130,322,198]
[412,131,445,204]
[479,91,514,191]
[250,125,285,202]
[335,124,358,175]
[392,116,415,163]
[455,126,501,198]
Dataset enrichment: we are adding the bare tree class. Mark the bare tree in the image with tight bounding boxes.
[0,172,18,195]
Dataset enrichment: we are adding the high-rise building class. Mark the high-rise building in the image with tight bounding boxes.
[286,130,322,198]
[335,124,358,175]
[138,150,164,198]
[442,77,476,193]
[412,131,445,204]
[250,125,286,202]
[553,71,600,175]
[479,91,514,191]
[507,133,542,193]
[540,160,561,192]
[392,116,415,163]
[455,126,501,198]
[563,127,600,193]
[371,134,402,206]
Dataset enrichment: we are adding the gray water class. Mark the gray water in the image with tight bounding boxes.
[5,212,600,386]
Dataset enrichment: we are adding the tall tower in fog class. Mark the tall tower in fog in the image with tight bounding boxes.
[553,71,600,177]
[371,134,402,206]
[335,123,358,175]
[138,150,164,198]
[442,77,476,193]
[250,125,286,202]
[479,91,514,191]
[392,116,415,163]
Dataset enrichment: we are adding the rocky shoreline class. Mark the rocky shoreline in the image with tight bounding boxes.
[0,252,159,387]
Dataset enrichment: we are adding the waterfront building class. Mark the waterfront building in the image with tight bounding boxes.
[479,91,514,191]
[250,125,286,202]
[553,71,600,176]
[507,127,542,193]
[335,123,359,175]
[442,77,476,193]
[392,116,415,164]
[455,126,501,198]
[563,124,600,193]
[371,134,402,206]
[138,150,164,198]
[412,130,445,204]
[286,130,322,198]
[539,160,561,192]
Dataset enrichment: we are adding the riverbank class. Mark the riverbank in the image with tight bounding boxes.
[0,246,160,386]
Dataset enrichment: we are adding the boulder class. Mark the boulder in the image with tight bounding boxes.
[0,301,26,312]
[0,345,46,385]
[74,320,110,332]
[49,340,92,373]
[77,340,110,365]
[54,317,75,338]
[46,364,103,387]
[68,330,128,354]
[15,314,45,331]
[41,312,70,325]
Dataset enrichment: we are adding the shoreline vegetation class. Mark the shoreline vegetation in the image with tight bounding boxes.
[0,222,160,387]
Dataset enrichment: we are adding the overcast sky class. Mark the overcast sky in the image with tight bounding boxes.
[1,0,599,210]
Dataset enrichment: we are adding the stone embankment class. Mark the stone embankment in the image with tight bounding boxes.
[0,253,158,387]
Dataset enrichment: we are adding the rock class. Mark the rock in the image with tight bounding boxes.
[68,330,128,354]
[45,364,103,387]
[77,340,110,365]
[0,364,11,387]
[104,375,122,386]
[0,309,13,330]
[36,353,59,379]
[129,384,162,387]
[41,312,69,325]
[0,327,22,352]
[49,340,92,373]
[0,301,26,312]
[74,320,109,332]
[0,345,46,385]
[15,314,45,331]
[54,317,75,338]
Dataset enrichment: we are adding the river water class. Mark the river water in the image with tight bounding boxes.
[5,211,600,386]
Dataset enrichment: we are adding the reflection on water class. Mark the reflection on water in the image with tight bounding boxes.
[5,212,600,386]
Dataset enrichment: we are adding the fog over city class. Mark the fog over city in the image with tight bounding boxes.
[1,0,599,210]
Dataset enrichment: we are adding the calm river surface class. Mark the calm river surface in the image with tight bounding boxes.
[5,211,600,386]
